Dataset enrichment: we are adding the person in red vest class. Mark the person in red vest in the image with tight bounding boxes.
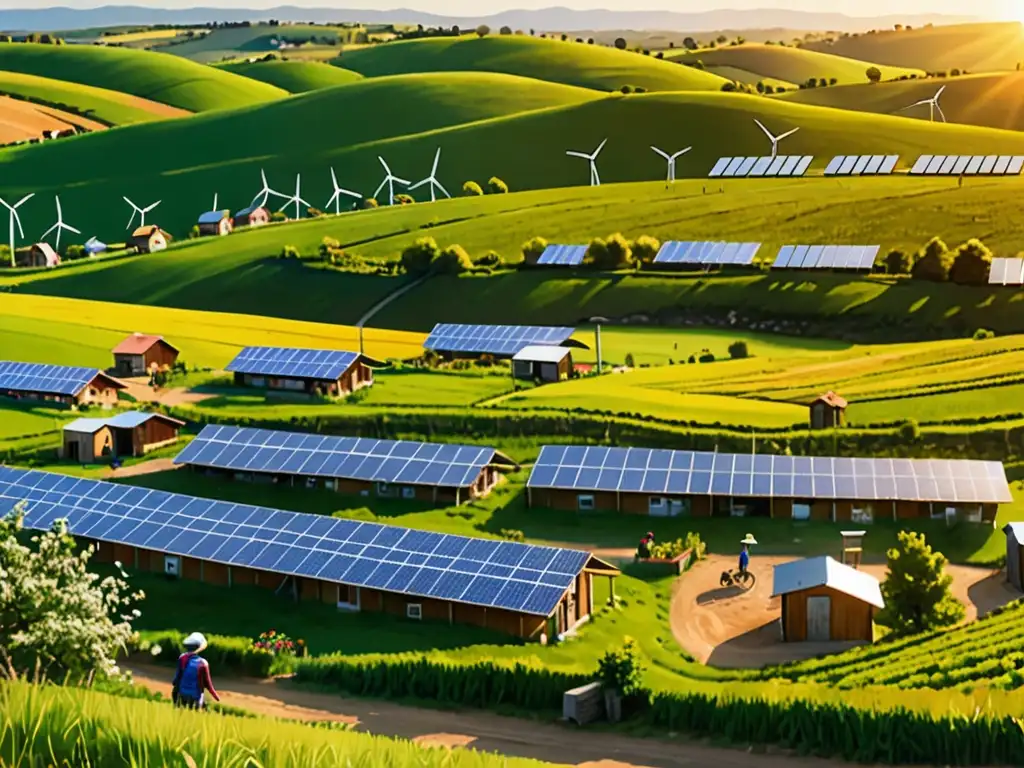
[636,531,655,559]
[171,632,221,710]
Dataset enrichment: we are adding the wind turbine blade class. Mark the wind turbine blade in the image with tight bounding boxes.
[393,176,411,186]
[261,169,269,187]
[777,127,800,140]
[14,193,33,208]
[12,211,24,239]
[326,190,340,207]
[566,151,588,158]
[126,210,136,230]
[650,146,669,159]
[0,199,11,213]
[409,178,429,190]
[431,147,441,175]
[331,167,339,189]
[593,138,608,156]
[672,147,693,160]
[339,188,360,198]
[935,85,946,99]
[55,196,62,219]
[277,200,290,213]
[753,118,773,139]
[434,180,450,198]
[593,165,601,186]
[909,99,930,107]
[374,179,387,199]
[63,223,81,234]
[42,222,58,238]
[378,156,391,174]
[936,104,947,122]
[122,196,133,206]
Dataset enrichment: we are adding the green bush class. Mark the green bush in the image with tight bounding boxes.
[586,233,632,269]
[597,637,646,696]
[885,248,913,275]
[433,244,473,274]
[973,328,995,340]
[949,238,992,285]
[132,631,289,677]
[912,237,952,282]
[65,244,86,260]
[500,528,525,542]
[474,250,503,267]
[488,176,509,194]
[521,236,548,265]
[279,244,299,259]
[630,235,660,264]
[400,236,440,274]
[728,340,749,359]
[462,181,484,196]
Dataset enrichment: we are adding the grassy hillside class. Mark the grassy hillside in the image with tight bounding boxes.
[779,72,1024,132]
[704,65,793,90]
[0,69,189,125]
[804,22,1024,73]
[160,24,360,63]
[218,59,363,92]
[0,43,286,111]
[337,35,731,92]
[670,44,922,86]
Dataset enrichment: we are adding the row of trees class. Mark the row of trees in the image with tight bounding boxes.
[884,237,994,285]
[400,236,503,275]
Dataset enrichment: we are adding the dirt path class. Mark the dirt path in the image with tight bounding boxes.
[125,662,858,768]
[105,458,179,479]
[671,555,1016,668]
[119,378,215,407]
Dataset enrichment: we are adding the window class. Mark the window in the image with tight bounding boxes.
[164,555,180,578]
[965,506,983,523]
[792,503,811,521]
[401,486,416,499]
[406,603,423,620]
[577,494,595,511]
[851,505,874,524]
[324,479,337,491]
[377,482,396,497]
[649,496,667,516]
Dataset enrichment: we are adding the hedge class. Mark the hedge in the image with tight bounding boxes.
[131,631,294,677]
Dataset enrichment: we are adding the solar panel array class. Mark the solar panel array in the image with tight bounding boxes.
[654,241,762,266]
[0,467,589,616]
[988,257,1024,286]
[175,425,499,489]
[0,361,103,396]
[909,155,1024,176]
[823,155,899,176]
[527,446,1012,504]
[772,245,879,270]
[225,347,360,381]
[424,324,576,356]
[708,156,814,178]
[537,245,587,266]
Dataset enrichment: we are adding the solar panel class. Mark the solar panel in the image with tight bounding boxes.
[423,324,576,356]
[851,156,871,175]
[225,347,359,381]
[824,156,844,175]
[880,155,899,174]
[708,157,732,177]
[771,245,879,271]
[911,155,1024,176]
[990,257,1024,286]
[925,156,946,174]
[824,155,898,176]
[527,446,1012,505]
[863,155,884,174]
[1008,156,1024,175]
[0,466,589,617]
[910,155,931,174]
[537,244,587,266]
[654,241,759,267]
[989,257,1008,285]
[0,362,102,397]
[748,157,772,177]
[994,156,1012,174]
[951,156,971,175]
[709,156,812,178]
[736,157,758,176]
[765,156,787,176]
[723,157,746,176]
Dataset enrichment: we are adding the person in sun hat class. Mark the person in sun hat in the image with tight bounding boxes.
[171,632,220,710]
[739,533,758,577]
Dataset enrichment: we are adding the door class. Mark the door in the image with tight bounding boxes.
[806,596,831,641]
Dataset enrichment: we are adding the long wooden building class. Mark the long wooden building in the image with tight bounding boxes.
[225,346,383,398]
[0,361,125,408]
[0,467,619,639]
[526,446,1012,523]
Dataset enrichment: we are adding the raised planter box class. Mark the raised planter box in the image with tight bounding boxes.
[636,547,693,575]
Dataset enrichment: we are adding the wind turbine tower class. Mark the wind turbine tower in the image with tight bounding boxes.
[278,174,311,220]
[899,85,947,122]
[0,193,33,268]
[410,148,450,202]
[753,119,799,159]
[566,139,607,186]
[374,156,410,206]
[41,195,80,253]
[325,168,361,214]
[123,197,161,229]
[650,146,692,182]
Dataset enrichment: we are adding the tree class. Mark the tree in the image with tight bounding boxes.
[487,176,508,194]
[624,353,635,368]
[0,507,142,681]
[462,180,483,196]
[279,244,299,258]
[521,236,548,264]
[586,233,632,270]
[949,238,992,286]
[400,236,440,274]
[695,59,705,70]
[587,38,594,44]
[866,66,882,83]
[829,77,838,85]
[756,81,765,93]
[912,237,953,282]
[433,244,473,274]
[630,235,660,265]
[683,36,697,49]
[716,34,727,43]
[818,77,827,87]
[561,33,568,41]
[475,25,490,37]
[65,244,85,260]
[885,248,913,275]
[614,37,626,49]
[499,25,512,35]
[728,340,749,359]
[876,531,965,637]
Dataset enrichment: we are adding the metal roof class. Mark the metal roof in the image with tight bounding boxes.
[771,556,884,609]
[63,418,110,434]
[197,210,229,225]
[112,333,177,356]
[513,345,571,363]
[63,411,182,434]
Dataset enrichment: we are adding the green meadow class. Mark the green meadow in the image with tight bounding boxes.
[217,59,364,92]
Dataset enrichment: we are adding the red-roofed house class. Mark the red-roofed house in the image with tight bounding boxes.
[112,333,179,376]
[810,391,848,430]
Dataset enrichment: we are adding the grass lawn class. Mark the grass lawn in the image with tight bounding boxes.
[358,369,513,406]
[0,403,70,439]
[848,381,1024,425]
[216,60,363,93]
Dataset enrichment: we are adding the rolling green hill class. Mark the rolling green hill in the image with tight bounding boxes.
[158,24,359,63]
[703,65,794,90]
[804,22,1024,73]
[670,44,922,86]
[0,43,286,112]
[217,59,363,92]
[779,72,1024,132]
[337,35,731,92]
[0,69,189,125]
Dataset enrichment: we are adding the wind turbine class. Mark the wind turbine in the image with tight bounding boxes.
[251,169,287,208]
[41,195,80,253]
[753,119,799,159]
[278,174,310,220]
[0,193,33,268]
[123,197,160,230]
[566,139,607,186]
[325,168,361,214]
[409,148,450,202]
[898,84,946,122]
[374,156,410,206]
[650,146,692,182]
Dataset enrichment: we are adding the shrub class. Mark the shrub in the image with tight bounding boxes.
[973,328,995,340]
[948,238,992,285]
[585,232,632,270]
[521,236,548,265]
[597,637,646,696]
[876,532,965,637]
[319,236,340,259]
[188,225,201,239]
[499,25,512,34]
[885,248,913,275]
[899,418,920,441]
[614,37,626,49]
[65,244,85,260]
[624,352,635,368]
[866,65,882,82]
[911,237,952,281]
[393,194,414,206]
[720,82,737,91]
[500,528,525,542]
[698,348,715,363]
[279,244,299,259]
[487,176,508,194]
[400,237,440,274]
[474,250,503,267]
[362,198,379,209]
[252,629,305,658]
[269,211,287,222]
[620,84,634,94]
[462,181,483,196]
[684,531,707,561]
[433,244,473,274]
[648,538,687,559]
[475,24,489,37]
[630,235,660,265]
[728,340,749,359]
[134,631,285,677]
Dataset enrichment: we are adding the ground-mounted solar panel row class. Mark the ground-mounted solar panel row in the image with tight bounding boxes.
[909,155,1024,176]
[988,257,1024,286]
[225,346,361,380]
[536,244,587,266]
[823,155,900,176]
[423,323,578,357]
[708,156,814,178]
[772,245,879,271]
[654,241,761,266]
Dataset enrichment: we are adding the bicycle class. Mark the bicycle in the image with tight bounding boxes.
[719,568,756,590]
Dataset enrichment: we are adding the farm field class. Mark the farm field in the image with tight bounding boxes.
[0,94,107,143]
[156,24,362,63]
[0,404,70,439]
[217,59,363,92]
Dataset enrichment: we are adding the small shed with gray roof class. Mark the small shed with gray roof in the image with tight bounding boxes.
[1005,523,1024,591]
[512,345,573,383]
[62,411,185,463]
[772,555,884,643]
[197,210,233,237]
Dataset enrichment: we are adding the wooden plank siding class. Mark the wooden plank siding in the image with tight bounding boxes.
[781,585,875,642]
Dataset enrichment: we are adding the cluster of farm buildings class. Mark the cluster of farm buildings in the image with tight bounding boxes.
[0,322,1021,645]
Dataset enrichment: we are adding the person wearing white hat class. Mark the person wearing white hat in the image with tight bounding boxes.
[171,632,220,710]
[738,533,757,579]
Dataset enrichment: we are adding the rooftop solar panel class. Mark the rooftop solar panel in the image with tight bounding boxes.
[0,466,590,616]
[537,244,587,266]
[225,347,360,381]
[0,362,106,397]
[708,157,731,177]
[423,323,576,356]
[527,446,1012,505]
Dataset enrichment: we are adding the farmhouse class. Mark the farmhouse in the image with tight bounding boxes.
[61,411,184,463]
[526,445,1011,523]
[174,424,518,505]
[424,323,589,362]
[1005,522,1024,592]
[225,346,383,398]
[197,210,233,236]
[2,467,620,639]
[233,204,270,228]
[810,391,847,429]
[111,333,179,376]
[772,556,884,643]
[16,243,60,268]
[0,361,126,408]
[130,225,170,253]
[512,345,573,383]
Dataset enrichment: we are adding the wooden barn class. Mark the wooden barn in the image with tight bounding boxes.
[0,361,125,408]
[131,225,170,253]
[112,333,180,376]
[174,424,518,506]
[512,345,573,383]
[423,323,589,362]
[1005,523,1024,592]
[233,205,270,228]
[15,243,61,268]
[810,391,847,429]
[62,411,184,463]
[197,210,233,236]
[772,556,884,643]
[4,467,620,640]
[526,446,1011,523]
[225,346,383,398]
